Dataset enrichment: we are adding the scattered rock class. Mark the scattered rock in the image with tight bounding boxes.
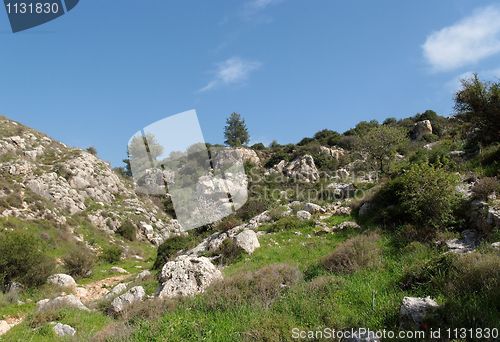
[334,221,360,230]
[234,230,260,254]
[158,255,222,298]
[37,295,89,312]
[53,323,76,337]
[110,267,128,274]
[400,296,439,329]
[445,229,479,254]
[303,202,325,214]
[492,242,500,250]
[109,286,145,314]
[104,283,128,300]
[47,274,77,289]
[136,270,152,281]
[296,210,312,220]
[0,320,10,336]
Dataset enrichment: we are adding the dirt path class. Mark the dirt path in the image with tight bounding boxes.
[76,275,130,304]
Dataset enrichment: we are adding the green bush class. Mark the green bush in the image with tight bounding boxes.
[321,232,381,274]
[0,230,56,289]
[266,216,313,233]
[389,163,460,229]
[117,221,137,241]
[236,198,271,221]
[153,235,194,270]
[100,245,123,264]
[63,245,96,277]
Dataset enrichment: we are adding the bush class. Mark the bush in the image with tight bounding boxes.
[213,239,244,265]
[251,143,266,150]
[214,215,243,232]
[63,246,96,277]
[153,235,194,270]
[389,163,460,229]
[204,263,302,310]
[86,146,98,156]
[116,221,137,241]
[0,230,56,289]
[236,198,270,221]
[471,177,500,200]
[267,216,313,233]
[321,232,381,274]
[100,245,123,264]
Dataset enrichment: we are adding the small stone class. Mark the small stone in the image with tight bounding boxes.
[53,323,76,337]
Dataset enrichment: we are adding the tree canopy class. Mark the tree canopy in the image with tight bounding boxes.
[224,112,250,147]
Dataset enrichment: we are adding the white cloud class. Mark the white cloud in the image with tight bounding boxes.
[200,57,261,92]
[242,0,283,19]
[423,6,500,71]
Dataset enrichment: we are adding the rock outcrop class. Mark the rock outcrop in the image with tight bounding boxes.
[47,274,77,289]
[37,295,89,312]
[411,120,433,140]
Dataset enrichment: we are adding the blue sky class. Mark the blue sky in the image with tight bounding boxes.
[1,0,500,166]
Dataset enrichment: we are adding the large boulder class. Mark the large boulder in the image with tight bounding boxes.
[234,230,260,254]
[412,120,433,140]
[37,295,89,312]
[109,286,145,314]
[159,255,222,298]
[399,296,439,329]
[104,283,128,300]
[47,274,77,289]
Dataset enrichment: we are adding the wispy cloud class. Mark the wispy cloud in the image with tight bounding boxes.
[199,57,261,92]
[242,0,284,20]
[422,6,500,72]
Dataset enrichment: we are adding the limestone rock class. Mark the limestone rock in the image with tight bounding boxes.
[53,323,76,337]
[109,286,145,314]
[296,210,312,220]
[47,274,77,289]
[159,255,222,298]
[412,120,432,140]
[234,230,260,254]
[37,295,89,312]
[400,296,439,329]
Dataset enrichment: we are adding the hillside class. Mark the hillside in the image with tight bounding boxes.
[0,77,499,341]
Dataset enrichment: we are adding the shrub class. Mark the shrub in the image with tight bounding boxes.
[321,232,381,274]
[0,230,56,289]
[251,143,266,150]
[204,263,302,310]
[236,198,270,221]
[390,163,460,229]
[266,216,312,233]
[214,215,243,232]
[86,146,98,156]
[153,235,194,270]
[63,246,96,277]
[116,221,137,241]
[100,245,123,264]
[213,239,244,265]
[471,177,500,200]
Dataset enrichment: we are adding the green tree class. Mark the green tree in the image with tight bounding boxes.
[224,112,249,147]
[358,125,408,172]
[127,133,164,176]
[455,74,500,146]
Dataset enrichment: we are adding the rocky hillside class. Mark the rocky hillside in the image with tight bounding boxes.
[0,115,181,245]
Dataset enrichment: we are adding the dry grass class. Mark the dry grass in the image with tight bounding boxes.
[321,232,381,274]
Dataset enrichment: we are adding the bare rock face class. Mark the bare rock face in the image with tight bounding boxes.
[400,297,439,329]
[37,295,89,312]
[234,229,260,254]
[47,274,77,289]
[0,117,181,245]
[212,147,261,167]
[109,286,145,315]
[158,255,222,298]
[412,120,433,140]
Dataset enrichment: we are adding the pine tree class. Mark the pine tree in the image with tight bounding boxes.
[224,112,250,147]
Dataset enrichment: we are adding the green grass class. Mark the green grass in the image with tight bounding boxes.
[4,308,112,341]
